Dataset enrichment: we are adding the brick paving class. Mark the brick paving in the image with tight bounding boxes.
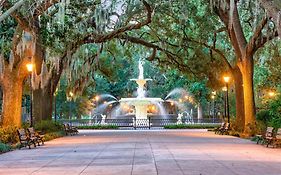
[0,129,280,175]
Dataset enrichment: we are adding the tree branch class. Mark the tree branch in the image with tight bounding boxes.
[215,5,243,60]
[254,30,279,50]
[231,1,247,52]
[33,0,60,18]
[186,38,233,70]
[84,0,152,43]
[248,16,268,52]
[0,0,27,23]
[259,0,281,36]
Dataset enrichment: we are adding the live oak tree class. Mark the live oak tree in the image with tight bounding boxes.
[210,0,279,135]
[0,0,153,126]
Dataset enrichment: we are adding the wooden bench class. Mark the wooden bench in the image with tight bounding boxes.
[272,128,281,148]
[27,127,45,146]
[256,127,273,144]
[215,122,230,135]
[220,123,230,135]
[63,124,79,136]
[214,122,225,134]
[17,129,36,149]
[265,127,275,147]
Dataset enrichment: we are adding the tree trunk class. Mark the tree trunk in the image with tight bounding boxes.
[33,81,54,122]
[240,57,256,136]
[2,72,23,127]
[232,66,245,132]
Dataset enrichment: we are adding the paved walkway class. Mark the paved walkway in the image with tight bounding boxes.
[0,130,281,175]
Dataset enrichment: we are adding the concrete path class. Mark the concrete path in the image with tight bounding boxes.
[0,130,281,175]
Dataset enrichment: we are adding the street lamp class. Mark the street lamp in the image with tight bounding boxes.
[26,63,34,126]
[223,76,230,124]
[268,91,276,97]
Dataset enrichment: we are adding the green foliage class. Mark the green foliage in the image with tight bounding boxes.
[44,131,65,142]
[164,124,219,129]
[0,126,18,144]
[255,120,267,135]
[0,142,12,153]
[256,110,271,124]
[256,93,281,129]
[77,125,119,130]
[34,120,63,133]
[21,122,30,130]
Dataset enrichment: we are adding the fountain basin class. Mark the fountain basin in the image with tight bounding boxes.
[119,97,164,119]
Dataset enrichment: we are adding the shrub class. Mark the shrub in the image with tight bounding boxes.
[21,122,30,129]
[34,120,63,133]
[0,142,11,153]
[164,124,219,129]
[256,110,271,124]
[77,125,119,130]
[44,131,65,141]
[0,126,18,144]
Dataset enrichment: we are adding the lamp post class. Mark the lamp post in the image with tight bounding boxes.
[54,88,58,122]
[69,91,74,121]
[222,87,227,121]
[211,91,216,123]
[26,63,34,126]
[223,76,230,124]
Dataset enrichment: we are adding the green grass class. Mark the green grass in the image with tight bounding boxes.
[77,125,119,130]
[164,124,220,129]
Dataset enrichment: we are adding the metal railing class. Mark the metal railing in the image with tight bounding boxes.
[57,118,222,129]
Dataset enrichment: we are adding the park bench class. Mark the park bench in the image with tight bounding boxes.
[17,129,36,149]
[220,123,230,135]
[264,127,276,147]
[63,123,78,136]
[256,127,274,145]
[214,122,225,134]
[215,122,230,135]
[27,127,45,146]
[267,128,281,148]
[272,128,281,148]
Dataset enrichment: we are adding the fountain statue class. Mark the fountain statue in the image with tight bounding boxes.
[138,59,144,79]
[119,59,163,119]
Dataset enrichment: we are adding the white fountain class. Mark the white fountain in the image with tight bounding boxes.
[119,60,164,119]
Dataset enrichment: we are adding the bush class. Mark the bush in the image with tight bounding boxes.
[77,125,119,130]
[256,94,281,129]
[34,120,63,133]
[268,97,281,128]
[0,142,11,153]
[164,124,219,129]
[269,118,281,129]
[44,131,65,141]
[21,122,30,129]
[0,126,18,144]
[256,110,271,124]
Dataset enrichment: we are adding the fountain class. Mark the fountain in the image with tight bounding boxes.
[91,60,197,123]
[119,60,164,119]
